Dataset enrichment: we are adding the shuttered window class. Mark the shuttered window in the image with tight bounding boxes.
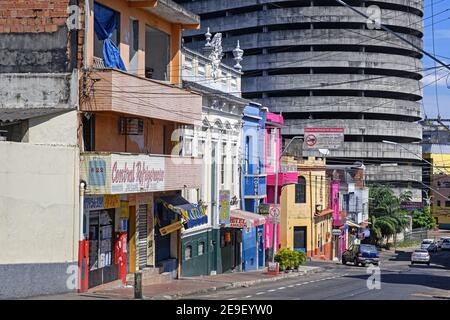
[137,204,148,269]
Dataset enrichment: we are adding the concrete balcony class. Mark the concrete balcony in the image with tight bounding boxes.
[243,174,267,199]
[253,96,421,120]
[81,69,202,125]
[186,29,423,54]
[179,0,423,16]
[364,164,422,182]
[283,119,422,141]
[242,74,419,98]
[303,142,422,160]
[185,7,422,36]
[80,152,202,195]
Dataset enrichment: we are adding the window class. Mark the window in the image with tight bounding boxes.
[245,136,250,173]
[295,176,307,203]
[184,137,193,156]
[198,63,205,76]
[197,139,205,158]
[185,245,192,260]
[267,129,276,167]
[129,18,139,74]
[437,200,441,207]
[221,143,227,186]
[145,25,170,81]
[94,3,120,62]
[446,201,450,208]
[198,242,205,256]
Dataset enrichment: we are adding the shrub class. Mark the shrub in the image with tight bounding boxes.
[275,248,307,270]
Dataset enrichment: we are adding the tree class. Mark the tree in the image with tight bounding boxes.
[411,207,436,230]
[368,184,411,247]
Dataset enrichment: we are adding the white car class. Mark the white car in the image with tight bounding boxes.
[438,237,450,249]
[441,238,450,250]
[411,249,431,265]
[420,239,438,252]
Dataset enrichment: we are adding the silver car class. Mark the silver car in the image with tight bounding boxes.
[411,249,431,265]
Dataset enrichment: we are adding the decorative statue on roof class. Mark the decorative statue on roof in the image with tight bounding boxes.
[208,32,223,80]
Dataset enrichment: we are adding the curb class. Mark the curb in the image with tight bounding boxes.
[148,267,324,300]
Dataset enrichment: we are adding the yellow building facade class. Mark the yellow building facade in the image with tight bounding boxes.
[423,152,450,229]
[279,157,333,259]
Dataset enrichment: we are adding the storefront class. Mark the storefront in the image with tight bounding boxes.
[156,194,208,278]
[80,152,202,289]
[230,209,266,271]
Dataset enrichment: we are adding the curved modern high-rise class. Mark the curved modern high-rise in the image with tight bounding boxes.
[176,0,424,198]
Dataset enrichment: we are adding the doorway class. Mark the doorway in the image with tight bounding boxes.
[293,226,307,253]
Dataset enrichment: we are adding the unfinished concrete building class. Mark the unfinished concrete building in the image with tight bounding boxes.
[175,0,424,199]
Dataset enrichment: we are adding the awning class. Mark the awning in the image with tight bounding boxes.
[315,208,333,217]
[159,195,207,229]
[230,209,266,229]
[346,220,361,228]
[0,108,70,123]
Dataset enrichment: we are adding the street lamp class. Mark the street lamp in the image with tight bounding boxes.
[272,136,303,262]
[382,140,448,175]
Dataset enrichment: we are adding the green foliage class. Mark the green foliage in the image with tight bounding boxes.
[411,207,436,230]
[275,248,307,270]
[395,239,421,248]
[368,184,412,246]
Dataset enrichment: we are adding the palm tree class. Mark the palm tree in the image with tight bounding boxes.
[368,185,412,248]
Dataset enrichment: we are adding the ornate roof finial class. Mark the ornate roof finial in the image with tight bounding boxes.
[205,27,212,47]
[233,40,244,71]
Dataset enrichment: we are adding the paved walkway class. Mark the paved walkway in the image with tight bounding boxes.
[29,266,322,300]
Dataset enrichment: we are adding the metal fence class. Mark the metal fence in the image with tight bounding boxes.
[404,228,428,241]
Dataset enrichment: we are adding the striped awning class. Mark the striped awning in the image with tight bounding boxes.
[230,209,266,228]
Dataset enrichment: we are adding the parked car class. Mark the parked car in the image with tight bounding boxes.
[438,237,450,249]
[441,238,450,251]
[420,239,438,253]
[411,249,431,265]
[342,244,379,266]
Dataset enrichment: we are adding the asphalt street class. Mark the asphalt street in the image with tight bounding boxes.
[180,248,450,300]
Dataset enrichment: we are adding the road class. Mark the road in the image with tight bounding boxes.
[180,248,450,300]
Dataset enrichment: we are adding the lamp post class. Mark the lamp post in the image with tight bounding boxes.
[272,136,303,263]
[382,140,448,175]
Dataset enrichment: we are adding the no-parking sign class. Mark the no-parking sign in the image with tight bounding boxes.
[303,128,344,150]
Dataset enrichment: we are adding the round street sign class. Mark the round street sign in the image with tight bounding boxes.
[305,134,317,146]
[269,206,280,223]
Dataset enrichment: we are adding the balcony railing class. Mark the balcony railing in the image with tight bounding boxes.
[93,56,106,69]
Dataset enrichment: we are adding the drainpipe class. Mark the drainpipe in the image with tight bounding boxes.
[83,0,90,70]
[79,181,86,241]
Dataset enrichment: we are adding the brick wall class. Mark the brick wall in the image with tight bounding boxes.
[0,0,70,33]
[0,0,85,72]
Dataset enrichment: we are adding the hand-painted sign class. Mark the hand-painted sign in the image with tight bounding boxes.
[219,190,231,225]
[160,220,183,236]
[89,159,106,186]
[303,128,344,150]
[84,196,104,210]
[104,195,120,209]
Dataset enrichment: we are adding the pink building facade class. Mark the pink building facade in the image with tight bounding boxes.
[263,112,298,260]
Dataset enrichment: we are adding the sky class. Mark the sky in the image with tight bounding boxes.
[422,0,450,119]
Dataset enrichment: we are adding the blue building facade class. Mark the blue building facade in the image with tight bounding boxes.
[240,103,267,271]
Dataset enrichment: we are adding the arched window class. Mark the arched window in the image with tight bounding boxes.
[185,245,192,260]
[295,176,307,203]
[198,242,205,256]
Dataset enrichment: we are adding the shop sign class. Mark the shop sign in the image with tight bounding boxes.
[160,220,183,236]
[303,128,344,150]
[401,201,423,210]
[111,154,165,194]
[104,195,120,209]
[88,159,106,186]
[84,196,104,210]
[120,201,130,219]
[230,216,247,228]
[332,229,342,236]
[219,190,231,225]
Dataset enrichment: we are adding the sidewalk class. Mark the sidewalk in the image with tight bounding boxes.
[30,266,323,300]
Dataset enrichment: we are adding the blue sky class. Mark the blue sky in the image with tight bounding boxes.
[422,0,450,118]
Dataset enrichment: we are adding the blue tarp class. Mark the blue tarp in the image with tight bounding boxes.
[94,3,126,71]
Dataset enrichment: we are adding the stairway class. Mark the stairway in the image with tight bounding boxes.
[126,267,173,286]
